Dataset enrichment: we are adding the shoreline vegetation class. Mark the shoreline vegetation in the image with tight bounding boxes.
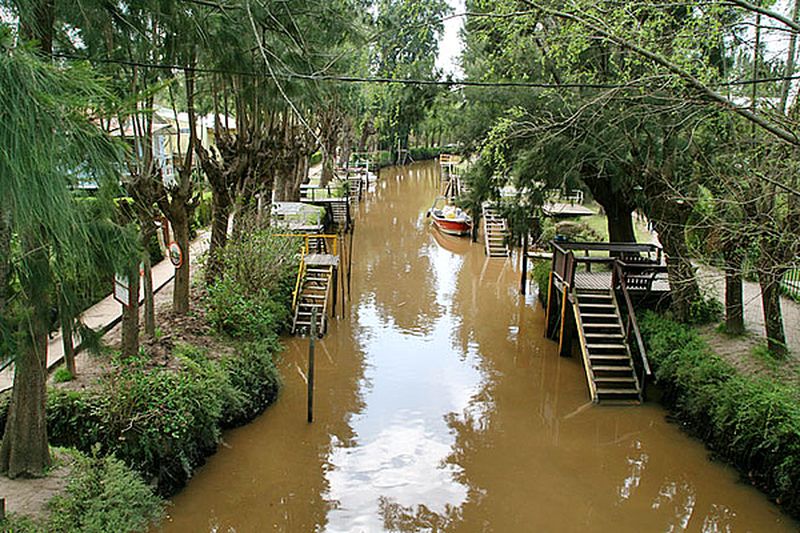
[534,263,800,520]
[0,228,296,531]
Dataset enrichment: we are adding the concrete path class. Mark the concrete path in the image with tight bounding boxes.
[697,266,800,355]
[0,231,209,392]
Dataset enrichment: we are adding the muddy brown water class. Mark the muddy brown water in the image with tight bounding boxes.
[158,162,795,532]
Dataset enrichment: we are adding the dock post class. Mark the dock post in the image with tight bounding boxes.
[307,307,316,423]
[520,232,529,295]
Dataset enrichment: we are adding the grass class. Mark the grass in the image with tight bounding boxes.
[641,312,800,517]
[52,367,73,384]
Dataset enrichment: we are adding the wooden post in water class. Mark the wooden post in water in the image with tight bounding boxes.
[520,232,529,295]
[307,307,317,423]
[347,224,355,299]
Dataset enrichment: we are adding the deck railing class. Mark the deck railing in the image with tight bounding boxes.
[274,233,340,312]
[612,261,652,400]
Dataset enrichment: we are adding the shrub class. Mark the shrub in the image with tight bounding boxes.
[220,340,282,426]
[194,190,213,228]
[52,367,73,383]
[206,231,298,338]
[206,277,290,339]
[46,450,163,533]
[641,312,800,516]
[532,260,551,306]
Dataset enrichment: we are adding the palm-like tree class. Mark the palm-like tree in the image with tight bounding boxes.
[0,30,134,477]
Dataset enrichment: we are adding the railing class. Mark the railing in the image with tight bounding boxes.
[612,260,652,400]
[783,266,800,299]
[274,233,340,312]
[300,184,346,202]
[551,243,577,289]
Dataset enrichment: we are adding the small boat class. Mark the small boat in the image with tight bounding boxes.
[428,197,472,236]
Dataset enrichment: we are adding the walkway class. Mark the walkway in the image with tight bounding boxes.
[698,266,800,355]
[0,231,210,392]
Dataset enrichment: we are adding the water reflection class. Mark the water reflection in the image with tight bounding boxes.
[159,161,795,533]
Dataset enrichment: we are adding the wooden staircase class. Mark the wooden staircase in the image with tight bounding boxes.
[330,199,350,228]
[347,175,363,201]
[292,264,333,336]
[573,289,641,403]
[482,205,510,258]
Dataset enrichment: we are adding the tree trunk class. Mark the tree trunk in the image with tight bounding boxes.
[722,246,745,335]
[206,192,231,284]
[584,175,636,244]
[655,218,700,322]
[606,203,636,243]
[0,207,10,313]
[0,241,51,477]
[121,264,140,358]
[172,208,191,315]
[759,270,788,358]
[142,252,155,339]
[60,313,76,376]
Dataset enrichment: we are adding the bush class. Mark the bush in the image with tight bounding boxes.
[52,367,73,383]
[641,312,800,516]
[206,277,291,339]
[206,231,298,338]
[46,450,163,533]
[194,190,213,228]
[0,341,282,497]
[532,260,551,306]
[409,147,442,161]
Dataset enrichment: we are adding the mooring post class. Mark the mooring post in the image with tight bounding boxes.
[520,232,529,295]
[307,307,317,423]
[0,497,5,521]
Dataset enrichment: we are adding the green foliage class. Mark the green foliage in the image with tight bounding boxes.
[0,343,281,496]
[206,231,298,338]
[46,450,163,533]
[194,191,213,229]
[641,313,800,516]
[220,340,282,425]
[408,147,442,161]
[310,151,323,167]
[532,260,551,306]
[52,367,74,384]
[206,277,291,339]
[687,294,723,325]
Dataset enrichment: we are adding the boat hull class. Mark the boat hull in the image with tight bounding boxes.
[432,217,471,236]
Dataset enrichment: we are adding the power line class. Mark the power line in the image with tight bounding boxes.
[51,51,800,90]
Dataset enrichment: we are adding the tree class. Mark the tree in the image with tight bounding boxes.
[0,30,133,476]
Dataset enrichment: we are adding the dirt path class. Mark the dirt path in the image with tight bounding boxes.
[0,451,72,521]
[697,266,800,386]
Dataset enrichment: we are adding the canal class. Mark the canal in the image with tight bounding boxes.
[159,161,794,532]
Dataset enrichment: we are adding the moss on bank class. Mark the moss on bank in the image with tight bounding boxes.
[641,313,800,517]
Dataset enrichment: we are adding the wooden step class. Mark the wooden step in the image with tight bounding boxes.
[592,365,633,372]
[589,353,630,360]
[587,343,627,351]
[596,388,640,398]
[580,314,619,321]
[595,376,636,384]
[579,303,616,310]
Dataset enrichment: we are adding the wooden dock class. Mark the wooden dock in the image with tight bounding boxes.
[544,241,670,404]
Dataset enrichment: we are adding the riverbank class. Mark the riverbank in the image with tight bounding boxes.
[640,313,800,518]
[532,260,800,520]
[0,229,295,531]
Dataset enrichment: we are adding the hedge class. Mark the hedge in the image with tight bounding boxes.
[0,340,281,496]
[641,312,800,516]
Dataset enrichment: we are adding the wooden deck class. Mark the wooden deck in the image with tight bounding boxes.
[543,202,596,217]
[305,254,340,267]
